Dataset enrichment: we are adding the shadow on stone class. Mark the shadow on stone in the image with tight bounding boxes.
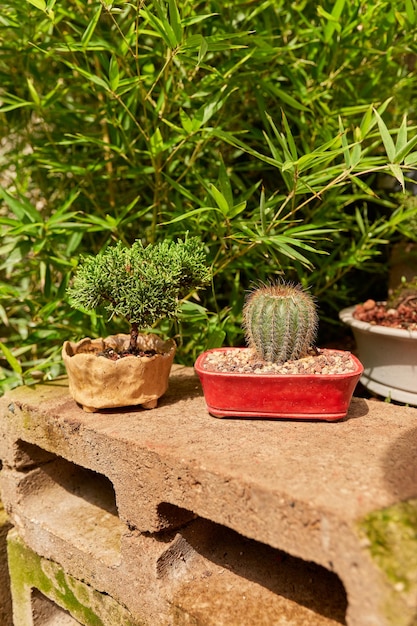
[382,425,417,501]
[161,514,348,624]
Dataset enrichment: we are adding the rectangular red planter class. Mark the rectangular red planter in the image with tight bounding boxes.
[195,348,363,421]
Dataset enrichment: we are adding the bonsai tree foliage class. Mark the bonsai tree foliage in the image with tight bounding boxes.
[67,237,211,353]
[243,281,318,364]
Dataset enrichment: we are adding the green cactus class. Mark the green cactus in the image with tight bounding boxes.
[242,282,318,364]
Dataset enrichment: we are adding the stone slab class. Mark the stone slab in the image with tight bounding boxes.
[0,499,13,626]
[0,456,348,625]
[1,366,417,625]
[7,528,137,625]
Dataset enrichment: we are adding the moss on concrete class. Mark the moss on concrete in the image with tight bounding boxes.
[7,528,140,625]
[0,500,13,626]
[359,499,417,626]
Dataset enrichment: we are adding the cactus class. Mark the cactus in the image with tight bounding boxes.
[242,281,318,364]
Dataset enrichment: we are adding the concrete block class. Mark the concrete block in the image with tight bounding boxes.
[0,498,13,626]
[7,528,138,625]
[0,366,417,625]
[2,461,347,625]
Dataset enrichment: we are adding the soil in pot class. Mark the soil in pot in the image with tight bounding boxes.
[353,299,417,331]
[201,347,358,375]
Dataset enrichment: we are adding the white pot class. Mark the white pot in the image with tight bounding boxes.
[339,306,417,405]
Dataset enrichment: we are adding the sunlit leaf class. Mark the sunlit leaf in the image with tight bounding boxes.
[0,342,22,376]
[26,0,46,10]
[388,163,405,191]
[374,108,396,162]
[81,5,102,47]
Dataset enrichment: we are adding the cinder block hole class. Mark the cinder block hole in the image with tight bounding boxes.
[177,516,348,625]
[16,442,124,566]
[31,589,81,626]
[15,440,57,470]
[157,502,198,529]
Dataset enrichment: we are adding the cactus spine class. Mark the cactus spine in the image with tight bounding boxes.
[243,282,318,364]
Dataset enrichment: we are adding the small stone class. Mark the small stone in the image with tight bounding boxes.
[363,299,376,311]
[203,349,356,375]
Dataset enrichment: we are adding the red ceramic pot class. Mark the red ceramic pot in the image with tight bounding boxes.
[194,348,363,421]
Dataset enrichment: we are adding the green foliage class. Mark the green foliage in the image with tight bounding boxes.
[1,0,417,391]
[243,282,318,363]
[387,275,417,309]
[67,237,210,331]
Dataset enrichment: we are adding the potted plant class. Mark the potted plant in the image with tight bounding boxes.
[63,237,211,412]
[339,277,417,406]
[195,282,363,421]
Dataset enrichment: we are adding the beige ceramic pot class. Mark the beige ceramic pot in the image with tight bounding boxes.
[62,333,176,412]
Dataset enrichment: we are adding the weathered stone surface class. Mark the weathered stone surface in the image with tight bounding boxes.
[7,528,138,625]
[0,499,13,626]
[1,366,417,625]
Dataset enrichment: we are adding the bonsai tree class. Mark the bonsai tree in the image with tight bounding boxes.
[67,236,211,353]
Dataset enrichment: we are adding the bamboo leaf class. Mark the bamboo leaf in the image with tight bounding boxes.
[351,176,378,197]
[406,0,416,24]
[388,163,405,191]
[260,238,314,267]
[265,85,308,112]
[0,342,22,376]
[339,116,351,168]
[359,105,374,139]
[109,55,120,91]
[228,201,247,219]
[149,0,177,48]
[395,115,408,154]
[65,63,109,90]
[350,143,362,168]
[198,36,208,64]
[217,157,233,209]
[149,128,164,157]
[179,108,196,133]
[26,0,46,10]
[81,5,102,47]
[321,0,346,43]
[355,207,366,236]
[206,329,226,350]
[360,99,393,139]
[281,111,298,160]
[374,108,396,162]
[168,0,183,45]
[259,187,267,235]
[405,151,417,166]
[394,133,417,163]
[161,206,222,225]
[0,95,32,113]
[162,175,202,205]
[208,183,230,216]
[0,188,39,222]
[26,78,41,105]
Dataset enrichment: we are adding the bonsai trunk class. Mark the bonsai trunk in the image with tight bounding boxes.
[129,322,139,353]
